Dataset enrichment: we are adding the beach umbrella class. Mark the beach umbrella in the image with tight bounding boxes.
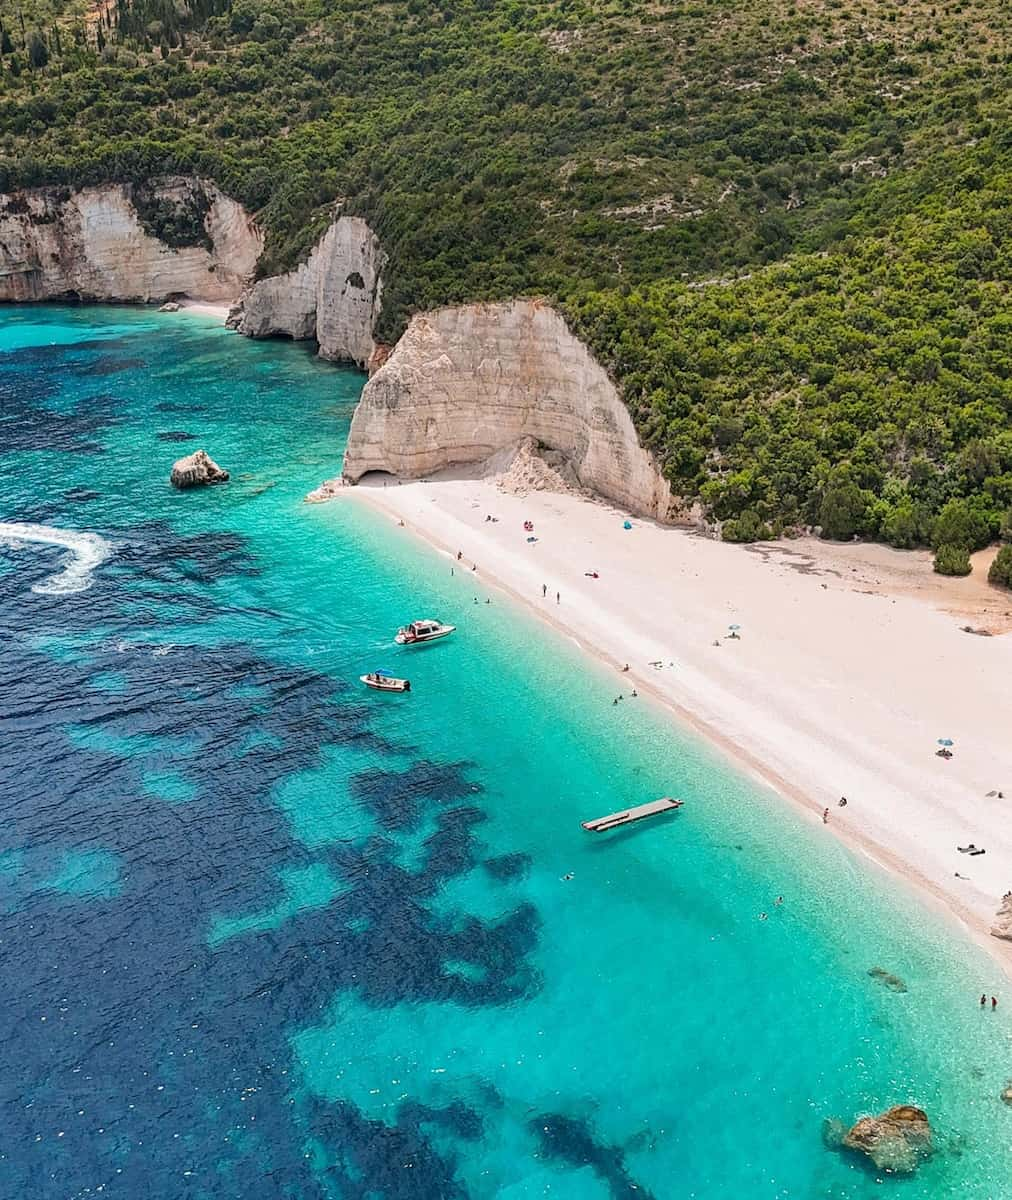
[728,624,741,631]
[937,738,954,747]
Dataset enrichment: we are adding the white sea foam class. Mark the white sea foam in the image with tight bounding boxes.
[0,522,112,595]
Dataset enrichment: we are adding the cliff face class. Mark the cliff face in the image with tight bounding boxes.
[0,178,261,303]
[342,299,673,520]
[233,217,383,368]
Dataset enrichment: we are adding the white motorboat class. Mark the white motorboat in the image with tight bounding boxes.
[394,619,456,646]
[361,672,411,692]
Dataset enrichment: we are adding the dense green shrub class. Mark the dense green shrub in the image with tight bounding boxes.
[931,499,993,553]
[721,511,773,543]
[880,501,931,550]
[933,544,972,577]
[818,480,870,541]
[131,185,212,250]
[988,546,1012,590]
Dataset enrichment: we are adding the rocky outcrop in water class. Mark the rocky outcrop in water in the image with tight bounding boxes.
[990,893,1012,942]
[0,178,261,303]
[170,450,230,489]
[230,216,383,368]
[824,1105,932,1174]
[341,299,674,520]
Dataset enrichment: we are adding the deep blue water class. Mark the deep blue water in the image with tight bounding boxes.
[2,306,1011,1200]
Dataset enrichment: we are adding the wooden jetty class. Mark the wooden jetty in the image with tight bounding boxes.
[581,797,683,833]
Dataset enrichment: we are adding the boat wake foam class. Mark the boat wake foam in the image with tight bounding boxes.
[0,522,112,595]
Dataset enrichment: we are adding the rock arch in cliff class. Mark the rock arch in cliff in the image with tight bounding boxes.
[231,217,384,369]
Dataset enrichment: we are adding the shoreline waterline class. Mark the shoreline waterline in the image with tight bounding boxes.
[342,478,1012,984]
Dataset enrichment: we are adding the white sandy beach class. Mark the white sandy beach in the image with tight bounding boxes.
[177,300,230,320]
[342,471,1012,969]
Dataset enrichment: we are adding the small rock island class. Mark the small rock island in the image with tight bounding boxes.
[170,449,230,489]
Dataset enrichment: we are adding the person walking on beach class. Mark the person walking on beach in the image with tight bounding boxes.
[542,584,547,598]
[556,591,560,604]
[822,808,829,824]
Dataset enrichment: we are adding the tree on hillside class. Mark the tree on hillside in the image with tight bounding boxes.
[27,29,48,70]
[819,477,869,541]
[989,545,1012,590]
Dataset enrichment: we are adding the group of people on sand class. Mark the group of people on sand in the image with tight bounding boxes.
[822,797,849,823]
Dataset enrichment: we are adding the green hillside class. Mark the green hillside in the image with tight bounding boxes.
[0,0,1009,547]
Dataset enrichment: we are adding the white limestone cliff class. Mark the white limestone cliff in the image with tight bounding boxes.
[342,299,674,520]
[0,178,261,303]
[231,216,383,368]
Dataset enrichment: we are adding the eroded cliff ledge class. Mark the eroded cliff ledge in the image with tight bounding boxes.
[342,299,674,520]
[0,178,261,303]
[230,216,383,368]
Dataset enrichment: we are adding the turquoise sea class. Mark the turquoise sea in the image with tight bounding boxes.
[2,305,1011,1199]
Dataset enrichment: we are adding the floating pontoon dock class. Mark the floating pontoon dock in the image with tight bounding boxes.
[581,797,683,832]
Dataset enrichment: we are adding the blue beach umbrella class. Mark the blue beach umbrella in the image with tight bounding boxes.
[937,738,954,747]
[728,624,741,631]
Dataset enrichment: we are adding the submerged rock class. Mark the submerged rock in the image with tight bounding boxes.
[839,1105,932,1174]
[1001,1082,1012,1107]
[868,966,908,993]
[170,449,229,489]
[990,893,1012,942]
[159,301,181,312]
[821,1118,847,1150]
